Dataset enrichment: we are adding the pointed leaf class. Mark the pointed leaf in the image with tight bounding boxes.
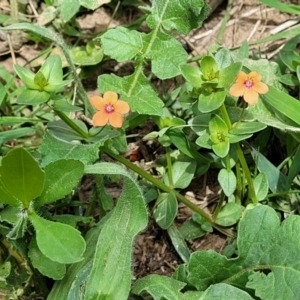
[218,168,237,197]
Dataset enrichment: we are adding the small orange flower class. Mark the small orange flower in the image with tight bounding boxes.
[229,71,269,105]
[90,91,130,128]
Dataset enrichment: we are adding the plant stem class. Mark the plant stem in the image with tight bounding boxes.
[166,147,174,187]
[220,104,258,205]
[105,149,234,237]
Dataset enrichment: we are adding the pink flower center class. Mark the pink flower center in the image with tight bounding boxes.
[104,103,115,114]
[244,78,254,89]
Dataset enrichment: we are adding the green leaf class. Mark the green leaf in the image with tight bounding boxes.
[29,211,86,264]
[0,127,34,145]
[52,99,83,113]
[180,64,203,88]
[98,73,164,116]
[40,55,63,82]
[34,71,48,88]
[215,202,244,226]
[262,86,300,127]
[79,0,110,10]
[132,274,187,300]
[146,0,210,34]
[218,169,237,197]
[187,205,300,298]
[39,132,100,167]
[258,0,300,14]
[287,145,300,188]
[201,56,218,81]
[251,148,287,193]
[253,173,269,201]
[70,44,103,66]
[28,238,66,280]
[14,65,39,89]
[146,32,188,79]
[198,89,226,113]
[83,163,148,300]
[218,62,242,88]
[0,148,45,208]
[101,27,144,62]
[153,192,178,229]
[164,159,196,189]
[0,116,39,126]
[35,159,84,207]
[215,48,233,69]
[179,219,206,240]
[16,89,50,104]
[60,0,80,22]
[230,122,267,135]
[167,224,190,263]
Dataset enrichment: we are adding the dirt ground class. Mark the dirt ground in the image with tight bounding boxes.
[1,0,299,282]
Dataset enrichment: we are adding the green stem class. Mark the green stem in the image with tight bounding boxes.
[212,191,225,221]
[105,149,234,237]
[220,104,258,205]
[53,109,90,138]
[235,161,242,204]
[166,147,174,187]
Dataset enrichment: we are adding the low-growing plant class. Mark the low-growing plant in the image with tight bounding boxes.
[1,0,300,299]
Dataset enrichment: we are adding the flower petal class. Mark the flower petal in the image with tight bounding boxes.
[90,96,105,111]
[108,112,124,128]
[103,91,118,104]
[249,71,262,82]
[244,89,259,105]
[253,82,269,94]
[115,100,130,114]
[235,71,248,83]
[229,83,245,97]
[92,110,109,127]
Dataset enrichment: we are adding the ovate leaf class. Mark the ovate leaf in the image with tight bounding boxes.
[29,212,85,264]
[0,148,45,208]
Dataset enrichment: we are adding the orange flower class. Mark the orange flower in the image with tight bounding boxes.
[229,71,269,105]
[90,91,130,128]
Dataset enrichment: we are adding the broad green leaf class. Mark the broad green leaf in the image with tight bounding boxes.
[218,62,242,88]
[101,27,144,62]
[215,202,244,226]
[230,122,266,135]
[60,0,80,22]
[198,89,226,113]
[153,192,178,229]
[253,173,268,201]
[132,274,187,300]
[83,163,148,300]
[6,211,28,239]
[98,73,164,116]
[0,127,34,145]
[238,41,249,59]
[188,205,300,298]
[200,283,254,299]
[35,159,84,207]
[211,137,230,158]
[79,0,110,10]
[217,169,237,197]
[40,55,63,83]
[167,224,190,263]
[163,159,196,189]
[209,115,228,135]
[16,89,50,104]
[29,211,86,264]
[146,32,188,79]
[0,116,39,126]
[180,64,203,88]
[146,0,210,34]
[0,148,45,208]
[28,238,66,280]
[251,148,287,193]
[47,215,111,300]
[39,132,100,167]
[52,99,83,112]
[215,48,233,69]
